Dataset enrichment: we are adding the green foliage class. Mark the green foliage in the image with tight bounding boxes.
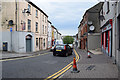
[63,36,74,44]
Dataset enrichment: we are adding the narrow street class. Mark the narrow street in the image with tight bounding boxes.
[2,51,76,79]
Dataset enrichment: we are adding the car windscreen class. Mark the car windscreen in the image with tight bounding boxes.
[56,45,64,49]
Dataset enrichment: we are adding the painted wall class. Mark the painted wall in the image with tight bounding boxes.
[88,33,101,50]
[48,21,52,48]
[0,31,35,53]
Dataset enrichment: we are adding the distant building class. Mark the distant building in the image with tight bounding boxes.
[78,2,103,51]
[1,0,48,53]
[47,20,52,48]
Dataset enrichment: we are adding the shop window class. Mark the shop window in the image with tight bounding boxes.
[102,33,104,45]
[43,39,45,48]
[36,38,38,47]
[106,31,108,48]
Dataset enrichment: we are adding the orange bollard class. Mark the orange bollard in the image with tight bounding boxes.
[71,57,79,73]
[87,51,91,58]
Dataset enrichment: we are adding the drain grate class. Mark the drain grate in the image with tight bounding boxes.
[86,65,95,70]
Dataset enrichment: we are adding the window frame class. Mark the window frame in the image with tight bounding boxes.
[22,21,26,30]
[43,25,44,34]
[28,19,31,31]
[36,22,38,32]
[36,9,38,17]
[28,4,31,13]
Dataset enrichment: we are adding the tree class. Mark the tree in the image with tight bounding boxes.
[63,36,74,44]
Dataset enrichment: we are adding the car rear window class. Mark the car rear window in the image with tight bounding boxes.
[56,45,64,49]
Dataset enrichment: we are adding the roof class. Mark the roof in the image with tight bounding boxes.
[78,2,104,28]
[83,2,104,19]
[26,0,48,17]
[51,25,57,30]
[48,20,52,24]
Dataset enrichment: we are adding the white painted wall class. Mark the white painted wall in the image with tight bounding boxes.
[48,22,52,48]
[0,31,35,53]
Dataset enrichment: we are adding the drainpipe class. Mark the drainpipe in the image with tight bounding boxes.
[114,1,117,64]
[15,0,17,31]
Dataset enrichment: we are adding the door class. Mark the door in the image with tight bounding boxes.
[26,35,32,52]
[109,30,112,57]
[26,39,31,52]
[39,38,40,50]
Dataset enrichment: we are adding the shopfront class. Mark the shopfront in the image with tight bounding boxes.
[101,19,112,57]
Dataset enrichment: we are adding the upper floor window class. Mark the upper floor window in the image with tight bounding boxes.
[43,25,44,34]
[22,21,26,30]
[28,4,31,13]
[45,17,46,23]
[36,9,38,17]
[28,19,31,31]
[43,15,44,22]
[45,26,46,34]
[36,22,38,32]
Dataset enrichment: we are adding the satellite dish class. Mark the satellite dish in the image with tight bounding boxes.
[89,25,95,31]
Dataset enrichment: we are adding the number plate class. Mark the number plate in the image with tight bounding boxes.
[56,50,61,51]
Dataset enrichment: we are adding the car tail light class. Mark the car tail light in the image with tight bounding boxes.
[64,46,66,50]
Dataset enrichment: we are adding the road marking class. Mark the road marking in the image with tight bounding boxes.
[44,49,80,80]
[0,52,50,62]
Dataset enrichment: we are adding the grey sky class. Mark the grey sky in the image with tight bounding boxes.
[31,0,100,36]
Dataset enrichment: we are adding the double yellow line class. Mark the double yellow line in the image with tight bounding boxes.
[0,53,50,62]
[44,49,79,80]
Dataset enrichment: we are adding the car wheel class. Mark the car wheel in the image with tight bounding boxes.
[53,53,56,56]
[65,53,68,57]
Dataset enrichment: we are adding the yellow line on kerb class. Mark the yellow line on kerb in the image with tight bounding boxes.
[44,49,79,80]
[0,53,50,62]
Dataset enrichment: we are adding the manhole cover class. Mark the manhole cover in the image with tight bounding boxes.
[86,65,95,70]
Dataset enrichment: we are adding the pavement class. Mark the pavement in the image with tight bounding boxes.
[0,49,50,60]
[89,48,103,55]
[62,48,119,79]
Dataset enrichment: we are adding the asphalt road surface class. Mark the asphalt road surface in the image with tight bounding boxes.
[2,51,76,79]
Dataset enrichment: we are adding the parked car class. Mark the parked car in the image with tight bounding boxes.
[50,45,56,51]
[53,44,73,57]
[68,44,73,48]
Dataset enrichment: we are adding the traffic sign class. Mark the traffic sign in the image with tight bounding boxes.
[10,28,12,32]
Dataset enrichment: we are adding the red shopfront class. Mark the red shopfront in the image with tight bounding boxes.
[101,19,112,57]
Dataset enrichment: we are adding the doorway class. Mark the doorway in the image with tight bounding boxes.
[26,35,32,52]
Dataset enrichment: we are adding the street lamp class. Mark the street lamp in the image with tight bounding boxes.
[22,9,30,14]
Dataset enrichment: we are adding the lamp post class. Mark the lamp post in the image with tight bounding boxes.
[87,21,95,53]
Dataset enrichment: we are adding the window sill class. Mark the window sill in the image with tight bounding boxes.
[36,16,38,18]
[36,32,39,33]
[28,30,31,32]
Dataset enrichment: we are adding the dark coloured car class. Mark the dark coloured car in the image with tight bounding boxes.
[50,45,56,51]
[53,44,73,57]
